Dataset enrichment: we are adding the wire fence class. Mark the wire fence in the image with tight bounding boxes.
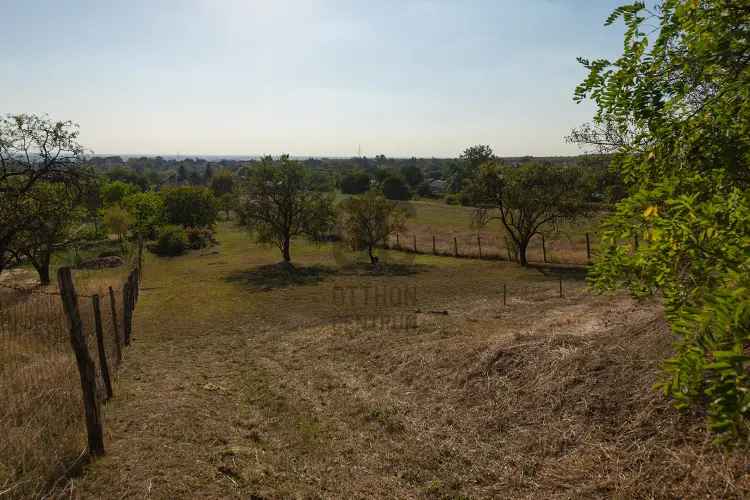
[0,267,139,499]
[386,229,598,266]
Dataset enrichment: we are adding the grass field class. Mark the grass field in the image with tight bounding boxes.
[29,222,745,499]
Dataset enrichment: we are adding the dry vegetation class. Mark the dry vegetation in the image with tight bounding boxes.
[26,223,744,499]
[0,269,127,499]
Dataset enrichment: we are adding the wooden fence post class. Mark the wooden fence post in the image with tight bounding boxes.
[108,286,122,366]
[123,279,132,346]
[432,235,436,255]
[503,283,507,306]
[396,233,400,249]
[542,234,547,263]
[559,276,563,298]
[477,235,482,259]
[454,237,458,257]
[586,233,591,262]
[92,295,113,401]
[137,235,144,277]
[413,234,417,253]
[57,267,105,457]
[634,234,639,250]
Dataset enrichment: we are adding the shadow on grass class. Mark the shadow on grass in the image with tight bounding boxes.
[224,262,338,292]
[529,262,589,281]
[337,262,431,277]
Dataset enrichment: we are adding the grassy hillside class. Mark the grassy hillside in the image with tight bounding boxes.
[54,223,747,499]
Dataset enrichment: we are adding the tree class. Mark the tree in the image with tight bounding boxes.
[340,170,371,194]
[448,145,497,193]
[401,164,424,188]
[238,155,335,262]
[381,175,412,201]
[10,183,85,284]
[162,186,218,228]
[469,163,589,266]
[0,114,88,275]
[123,192,164,240]
[102,205,132,249]
[571,1,750,441]
[204,165,214,185]
[210,169,235,197]
[101,180,139,206]
[338,190,410,264]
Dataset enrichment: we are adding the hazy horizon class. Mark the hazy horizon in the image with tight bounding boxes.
[2,1,631,157]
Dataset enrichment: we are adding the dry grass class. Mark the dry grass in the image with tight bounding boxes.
[53,223,748,499]
[0,271,126,499]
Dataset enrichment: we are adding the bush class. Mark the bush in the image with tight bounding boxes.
[185,227,217,250]
[381,175,411,201]
[151,225,188,256]
[444,194,461,205]
[162,186,218,228]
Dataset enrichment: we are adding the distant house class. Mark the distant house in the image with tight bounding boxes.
[428,179,448,195]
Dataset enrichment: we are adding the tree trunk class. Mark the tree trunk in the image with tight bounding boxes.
[368,244,375,264]
[32,253,52,285]
[282,237,291,262]
[518,240,529,267]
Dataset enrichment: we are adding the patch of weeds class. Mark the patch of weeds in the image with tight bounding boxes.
[366,406,405,433]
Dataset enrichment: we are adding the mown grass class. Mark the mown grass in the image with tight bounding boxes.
[60,222,749,498]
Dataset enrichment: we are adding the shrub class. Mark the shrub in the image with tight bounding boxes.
[444,194,461,205]
[151,225,188,256]
[185,227,216,250]
[162,186,218,228]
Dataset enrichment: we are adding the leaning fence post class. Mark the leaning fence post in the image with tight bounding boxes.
[108,286,122,366]
[92,295,113,401]
[586,232,591,262]
[454,237,458,257]
[57,267,105,457]
[432,235,436,255]
[542,234,547,263]
[477,234,482,259]
[123,279,132,346]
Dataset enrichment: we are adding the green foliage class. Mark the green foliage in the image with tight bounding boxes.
[400,164,424,188]
[574,1,750,442]
[340,170,371,194]
[469,163,590,266]
[185,227,216,250]
[210,169,235,197]
[238,155,336,262]
[123,191,164,239]
[101,180,139,206]
[381,175,412,201]
[338,190,410,263]
[151,225,188,256]
[162,186,218,228]
[101,205,132,242]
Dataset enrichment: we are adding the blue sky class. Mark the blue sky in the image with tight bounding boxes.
[1,1,630,157]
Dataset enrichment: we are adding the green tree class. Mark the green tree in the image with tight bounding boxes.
[123,192,164,239]
[401,164,424,188]
[449,145,497,193]
[572,1,750,441]
[469,163,590,266]
[238,155,335,262]
[162,186,218,228]
[102,205,132,249]
[0,114,88,275]
[338,190,410,264]
[210,169,235,197]
[10,183,85,284]
[381,175,412,201]
[101,180,139,206]
[340,170,371,194]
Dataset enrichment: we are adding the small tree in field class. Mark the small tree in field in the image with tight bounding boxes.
[238,156,335,263]
[102,205,132,249]
[338,190,410,264]
[469,163,590,266]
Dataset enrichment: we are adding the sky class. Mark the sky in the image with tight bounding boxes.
[1,1,631,158]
